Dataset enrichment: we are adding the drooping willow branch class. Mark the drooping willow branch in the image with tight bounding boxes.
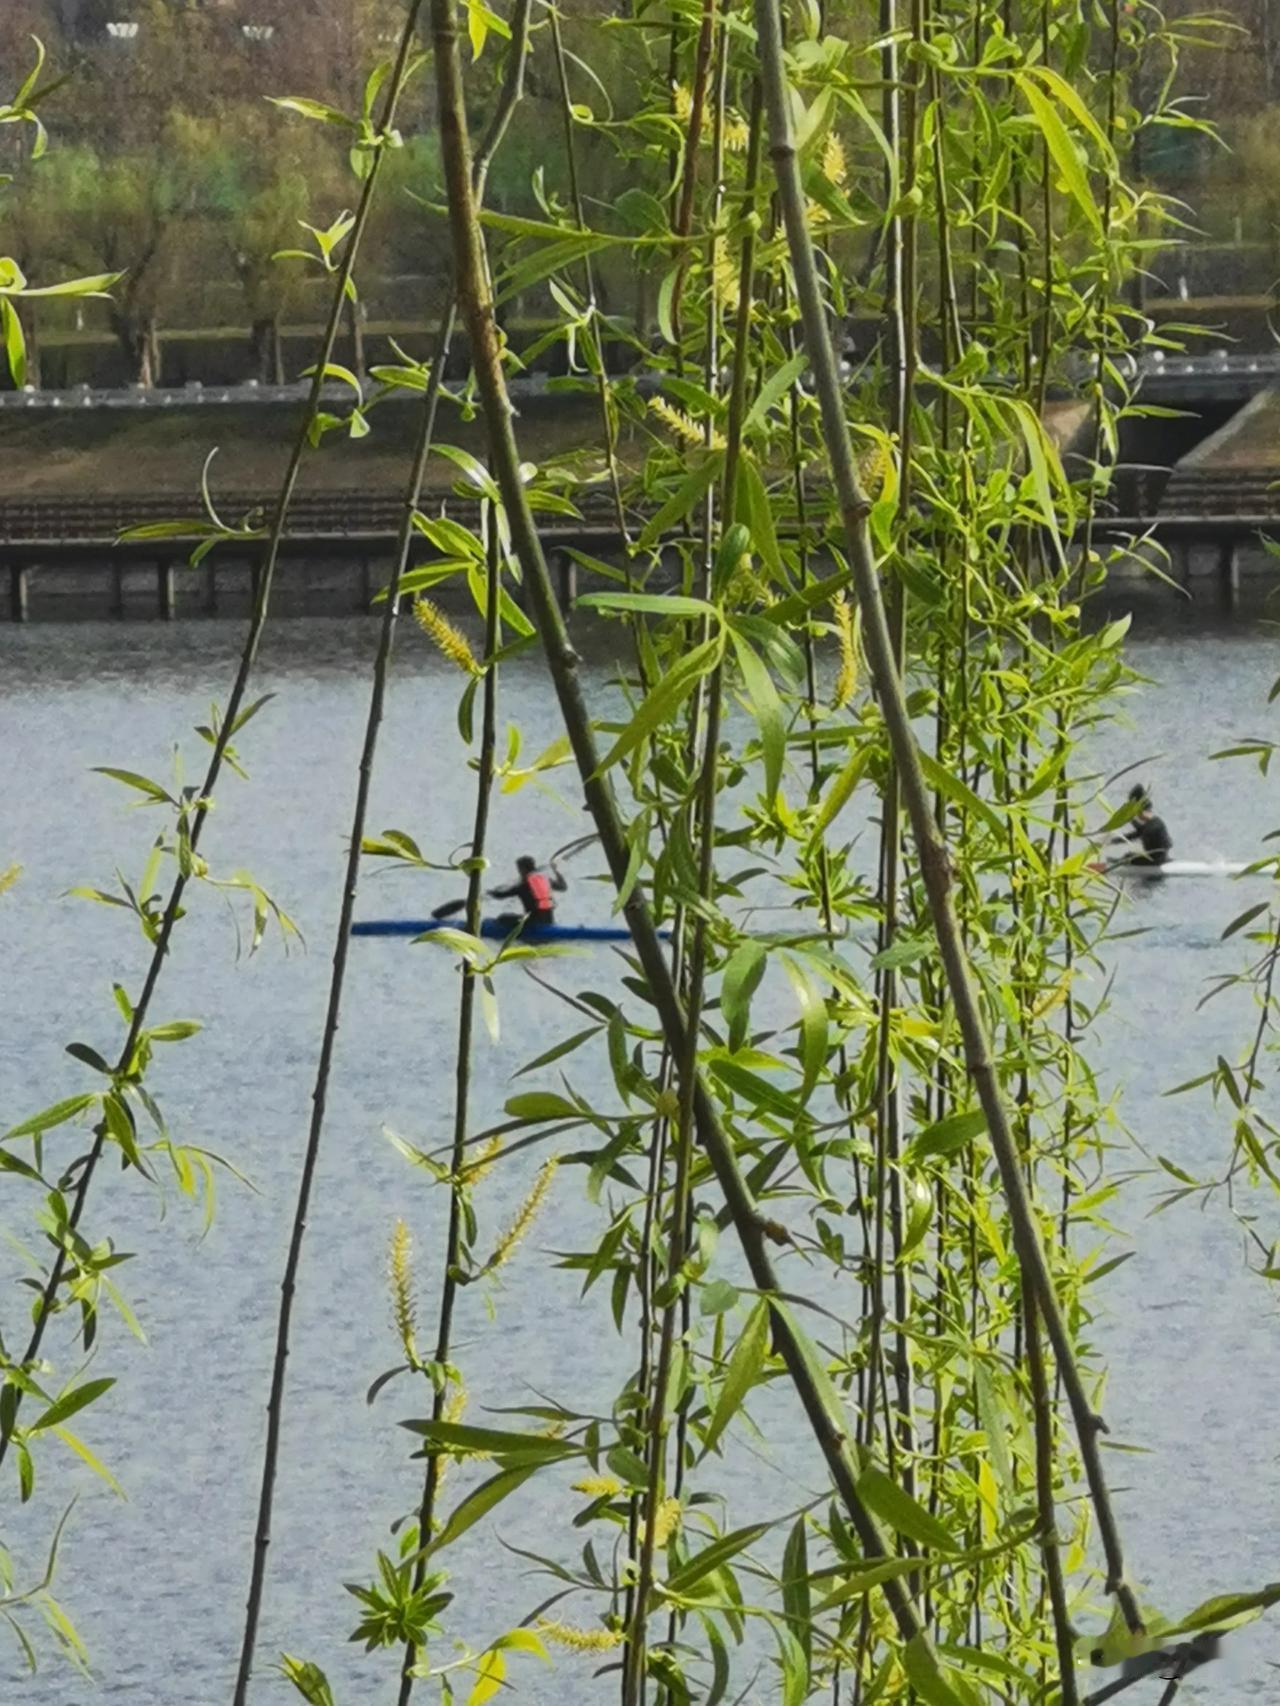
[396,511,502,1706]
[429,0,949,1668]
[623,74,763,1699]
[548,4,629,545]
[752,0,1143,1639]
[230,5,533,1699]
[0,9,425,1481]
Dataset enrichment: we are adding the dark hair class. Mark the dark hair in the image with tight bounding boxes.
[1128,783,1150,807]
[517,855,538,874]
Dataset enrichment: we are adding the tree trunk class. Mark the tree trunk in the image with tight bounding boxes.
[346,296,366,381]
[21,304,41,389]
[111,310,152,387]
[251,316,284,385]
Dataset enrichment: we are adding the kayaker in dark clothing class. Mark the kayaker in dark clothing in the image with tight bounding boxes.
[490,855,567,930]
[1111,784,1172,868]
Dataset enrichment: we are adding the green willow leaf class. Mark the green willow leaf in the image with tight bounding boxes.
[720,940,768,1053]
[50,1424,124,1496]
[577,591,719,620]
[813,1555,928,1614]
[513,1027,601,1077]
[0,297,25,387]
[729,629,786,802]
[916,751,1003,837]
[856,1465,958,1553]
[663,1521,771,1594]
[743,349,808,434]
[638,453,726,550]
[504,1091,581,1121]
[781,1517,812,1664]
[811,742,872,841]
[29,1377,115,1434]
[5,1092,99,1141]
[1171,1585,1280,1637]
[91,768,177,806]
[1015,73,1102,234]
[592,634,723,776]
[902,1635,978,1706]
[778,953,828,1101]
[907,1109,987,1163]
[427,1463,545,1554]
[972,1363,1015,1502]
[701,1299,770,1456]
[280,1655,337,1705]
[734,454,783,580]
[400,1420,578,1460]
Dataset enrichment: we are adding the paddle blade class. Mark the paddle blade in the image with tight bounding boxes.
[431,898,469,920]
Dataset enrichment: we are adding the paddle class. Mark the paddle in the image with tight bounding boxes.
[431,897,469,920]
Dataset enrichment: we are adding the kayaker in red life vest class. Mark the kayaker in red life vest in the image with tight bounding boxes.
[489,855,567,931]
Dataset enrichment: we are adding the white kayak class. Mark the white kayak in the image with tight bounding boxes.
[1109,860,1256,878]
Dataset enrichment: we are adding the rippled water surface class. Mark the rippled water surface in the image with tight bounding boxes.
[2,602,1279,1703]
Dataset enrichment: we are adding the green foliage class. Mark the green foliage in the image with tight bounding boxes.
[13,0,1280,1701]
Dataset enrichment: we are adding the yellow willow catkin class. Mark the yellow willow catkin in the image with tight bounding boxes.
[648,395,726,452]
[0,864,20,896]
[463,1132,503,1185]
[823,132,848,186]
[485,1157,558,1273]
[723,111,750,152]
[388,1219,418,1365]
[413,597,482,677]
[832,593,860,709]
[641,1496,682,1547]
[572,1474,623,1498]
[536,1620,625,1652]
[672,82,692,121]
[432,1382,472,1500]
[443,1382,468,1426]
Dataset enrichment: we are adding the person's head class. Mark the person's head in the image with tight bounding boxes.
[517,855,538,875]
[1128,783,1152,815]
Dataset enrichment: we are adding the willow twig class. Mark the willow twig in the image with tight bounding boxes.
[430,0,942,1661]
[0,9,425,1486]
[229,13,460,1702]
[753,0,1143,1640]
[396,501,502,1706]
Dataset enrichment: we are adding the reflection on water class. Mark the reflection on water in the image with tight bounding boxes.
[1,610,1278,1701]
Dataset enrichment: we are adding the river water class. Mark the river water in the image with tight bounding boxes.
[1,600,1278,1703]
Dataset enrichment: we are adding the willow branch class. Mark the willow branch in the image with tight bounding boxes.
[1026,1292,1080,1705]
[753,0,1143,1639]
[0,13,425,1482]
[229,14,455,1703]
[629,51,738,1696]
[669,0,719,357]
[549,4,629,545]
[430,0,940,1660]
[397,508,502,1706]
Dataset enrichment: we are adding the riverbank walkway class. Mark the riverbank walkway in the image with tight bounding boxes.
[2,380,1277,620]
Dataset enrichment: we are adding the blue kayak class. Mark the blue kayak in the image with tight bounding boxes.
[352,918,656,942]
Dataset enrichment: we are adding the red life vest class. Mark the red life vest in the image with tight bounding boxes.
[526,870,554,915]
